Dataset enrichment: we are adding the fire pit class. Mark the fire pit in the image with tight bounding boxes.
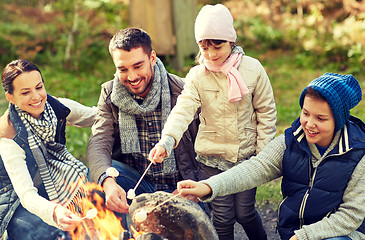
[65,183,217,240]
[129,191,218,240]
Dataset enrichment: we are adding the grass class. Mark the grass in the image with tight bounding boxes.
[1,49,364,210]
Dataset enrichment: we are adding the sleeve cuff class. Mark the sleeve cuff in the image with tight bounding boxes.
[98,172,109,186]
[98,172,115,186]
[158,135,175,156]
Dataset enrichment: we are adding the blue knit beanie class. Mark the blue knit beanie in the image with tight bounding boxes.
[299,73,362,132]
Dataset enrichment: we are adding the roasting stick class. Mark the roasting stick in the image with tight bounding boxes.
[150,192,182,211]
[127,161,154,199]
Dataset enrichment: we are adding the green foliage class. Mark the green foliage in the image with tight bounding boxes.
[65,127,92,165]
[256,178,282,211]
[227,0,365,75]
[0,1,128,72]
[235,17,284,50]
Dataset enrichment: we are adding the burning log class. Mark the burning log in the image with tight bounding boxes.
[129,191,218,240]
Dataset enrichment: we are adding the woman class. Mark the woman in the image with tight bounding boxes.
[0,59,96,240]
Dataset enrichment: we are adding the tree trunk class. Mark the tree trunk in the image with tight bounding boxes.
[65,0,79,63]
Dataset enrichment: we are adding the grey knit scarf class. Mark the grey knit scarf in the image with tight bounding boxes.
[111,58,176,174]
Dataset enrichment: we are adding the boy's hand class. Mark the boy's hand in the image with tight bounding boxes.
[149,145,167,163]
[177,180,212,199]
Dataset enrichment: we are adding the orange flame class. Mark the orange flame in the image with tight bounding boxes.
[130,225,144,239]
[68,181,126,240]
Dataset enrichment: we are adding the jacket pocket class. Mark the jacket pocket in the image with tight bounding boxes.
[240,127,257,147]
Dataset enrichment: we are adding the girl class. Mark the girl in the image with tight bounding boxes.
[149,4,277,240]
[177,73,365,240]
[0,59,96,240]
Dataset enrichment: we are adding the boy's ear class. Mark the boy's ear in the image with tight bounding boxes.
[5,92,15,105]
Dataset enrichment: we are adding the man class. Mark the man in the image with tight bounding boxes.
[87,27,204,213]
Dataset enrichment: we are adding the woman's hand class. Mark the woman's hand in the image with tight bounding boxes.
[148,145,167,163]
[53,205,81,232]
[177,180,212,199]
[0,110,16,139]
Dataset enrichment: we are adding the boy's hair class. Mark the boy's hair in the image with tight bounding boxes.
[304,86,326,102]
[109,27,152,57]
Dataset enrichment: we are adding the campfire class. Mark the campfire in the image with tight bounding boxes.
[69,183,218,240]
[129,191,218,240]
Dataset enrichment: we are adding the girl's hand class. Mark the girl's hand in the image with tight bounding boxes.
[148,145,167,163]
[177,180,212,199]
[53,205,81,232]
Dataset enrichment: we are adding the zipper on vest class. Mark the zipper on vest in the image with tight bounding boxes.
[299,164,318,228]
[276,196,288,233]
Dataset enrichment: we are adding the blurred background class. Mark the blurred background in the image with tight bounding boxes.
[1,0,364,207]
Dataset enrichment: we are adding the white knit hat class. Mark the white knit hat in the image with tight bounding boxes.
[194,4,237,43]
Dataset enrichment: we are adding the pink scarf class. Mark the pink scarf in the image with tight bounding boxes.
[201,53,249,101]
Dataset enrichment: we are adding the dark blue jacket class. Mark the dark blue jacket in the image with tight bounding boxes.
[278,116,365,240]
[0,95,70,236]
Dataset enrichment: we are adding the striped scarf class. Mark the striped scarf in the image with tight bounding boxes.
[15,102,88,213]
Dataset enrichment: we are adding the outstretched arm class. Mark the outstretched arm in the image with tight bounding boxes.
[177,180,212,199]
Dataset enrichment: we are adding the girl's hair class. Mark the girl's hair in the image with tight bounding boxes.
[304,86,326,102]
[199,39,227,48]
[1,59,43,94]
[195,39,229,64]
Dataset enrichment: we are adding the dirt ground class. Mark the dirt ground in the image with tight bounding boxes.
[234,204,280,240]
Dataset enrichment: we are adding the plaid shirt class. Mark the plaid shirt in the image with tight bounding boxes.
[121,95,182,191]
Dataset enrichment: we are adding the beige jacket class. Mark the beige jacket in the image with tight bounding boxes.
[162,55,277,163]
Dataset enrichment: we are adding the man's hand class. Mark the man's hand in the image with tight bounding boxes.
[148,145,167,163]
[102,178,129,213]
[0,110,16,139]
[177,180,212,199]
